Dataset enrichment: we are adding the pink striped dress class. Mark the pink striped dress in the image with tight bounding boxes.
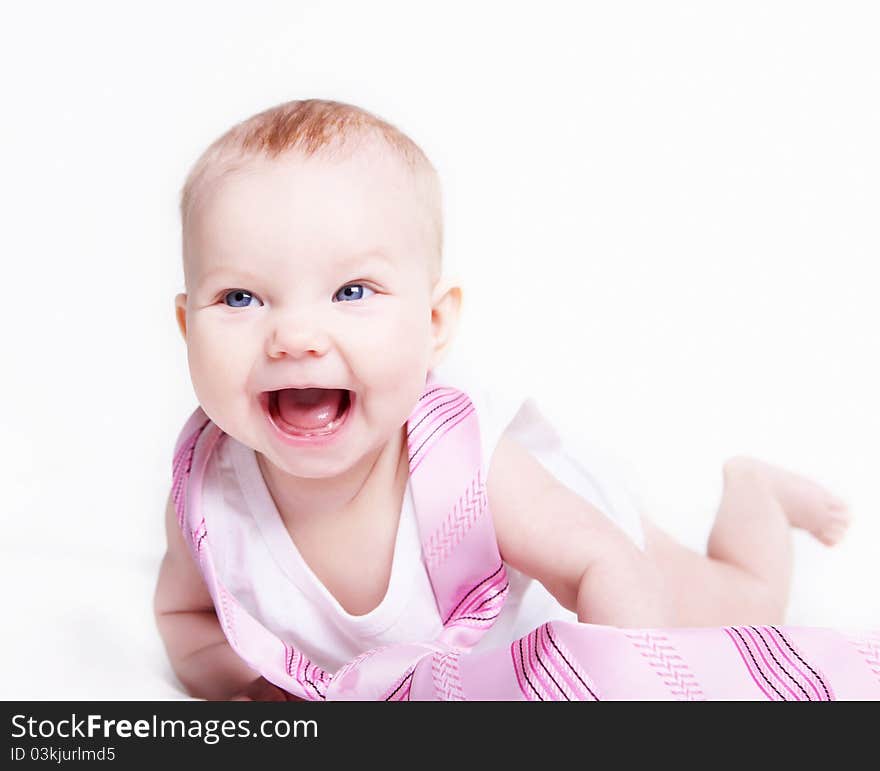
[171,375,880,700]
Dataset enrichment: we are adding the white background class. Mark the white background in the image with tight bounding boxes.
[2,1,878,698]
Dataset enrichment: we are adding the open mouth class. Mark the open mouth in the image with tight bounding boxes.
[262,387,353,438]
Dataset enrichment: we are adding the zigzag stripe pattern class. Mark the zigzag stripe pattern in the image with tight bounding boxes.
[332,645,388,686]
[423,468,487,570]
[443,564,509,630]
[626,630,706,701]
[431,651,465,700]
[511,623,600,701]
[284,644,330,701]
[849,632,880,682]
[848,631,880,684]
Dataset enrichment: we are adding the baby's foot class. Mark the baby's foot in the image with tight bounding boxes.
[724,456,852,546]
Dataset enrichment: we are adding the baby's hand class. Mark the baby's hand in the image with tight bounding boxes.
[230,676,304,702]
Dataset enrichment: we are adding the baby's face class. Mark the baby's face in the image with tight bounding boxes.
[177,148,449,479]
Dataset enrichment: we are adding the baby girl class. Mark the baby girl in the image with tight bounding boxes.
[155,98,851,700]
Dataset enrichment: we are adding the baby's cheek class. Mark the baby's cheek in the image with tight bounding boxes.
[376,317,431,376]
[189,339,225,385]
[187,334,245,412]
[352,314,431,415]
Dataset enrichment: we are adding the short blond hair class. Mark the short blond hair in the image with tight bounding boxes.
[179,98,443,280]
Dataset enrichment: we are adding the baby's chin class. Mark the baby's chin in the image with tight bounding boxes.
[258,450,357,480]
[254,421,408,483]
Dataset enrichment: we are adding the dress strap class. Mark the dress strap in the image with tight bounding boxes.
[406,380,509,651]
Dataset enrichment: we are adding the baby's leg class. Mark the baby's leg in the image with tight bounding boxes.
[643,456,851,626]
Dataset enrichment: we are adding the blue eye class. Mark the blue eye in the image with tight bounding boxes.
[334,284,375,302]
[222,289,263,308]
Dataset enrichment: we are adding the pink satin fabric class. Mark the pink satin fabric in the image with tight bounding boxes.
[171,377,880,700]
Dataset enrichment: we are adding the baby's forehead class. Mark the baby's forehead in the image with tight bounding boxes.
[183,132,441,281]
[202,156,412,237]
[194,145,422,231]
[184,153,436,280]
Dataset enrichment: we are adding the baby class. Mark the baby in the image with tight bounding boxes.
[155,98,851,701]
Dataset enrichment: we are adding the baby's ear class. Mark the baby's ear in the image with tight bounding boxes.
[174,293,188,340]
[429,279,462,369]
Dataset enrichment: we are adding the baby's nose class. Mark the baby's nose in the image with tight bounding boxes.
[266,318,331,359]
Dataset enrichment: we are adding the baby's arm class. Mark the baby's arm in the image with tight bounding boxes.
[487,434,671,627]
[154,491,266,699]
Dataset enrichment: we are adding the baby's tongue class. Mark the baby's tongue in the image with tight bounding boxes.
[276,388,343,430]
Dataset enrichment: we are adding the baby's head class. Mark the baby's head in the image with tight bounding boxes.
[175,99,461,479]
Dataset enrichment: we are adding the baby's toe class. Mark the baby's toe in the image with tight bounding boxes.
[826,497,853,524]
[827,492,849,511]
[818,518,850,546]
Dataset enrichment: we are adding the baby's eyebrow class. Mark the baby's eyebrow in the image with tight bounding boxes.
[196,267,263,288]
[195,250,394,289]
[335,249,393,269]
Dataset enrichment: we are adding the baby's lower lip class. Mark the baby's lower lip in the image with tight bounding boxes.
[260,389,354,446]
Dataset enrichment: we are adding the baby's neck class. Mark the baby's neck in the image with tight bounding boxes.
[255,426,410,529]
